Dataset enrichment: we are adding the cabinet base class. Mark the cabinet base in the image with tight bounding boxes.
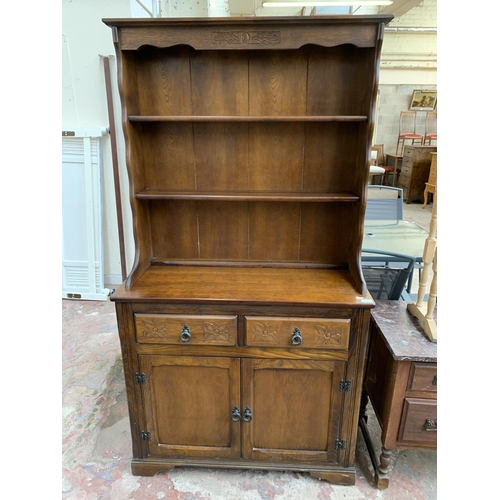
[131,459,356,485]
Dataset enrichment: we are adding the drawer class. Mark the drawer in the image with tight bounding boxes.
[244,316,350,349]
[398,174,410,188]
[428,171,437,184]
[402,156,413,168]
[398,398,437,445]
[403,146,415,158]
[135,314,237,345]
[408,362,437,393]
[400,165,412,177]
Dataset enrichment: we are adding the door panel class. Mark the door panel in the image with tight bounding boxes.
[140,355,240,459]
[241,359,346,464]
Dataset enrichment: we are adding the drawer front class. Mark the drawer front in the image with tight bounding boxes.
[403,146,415,158]
[399,398,437,444]
[400,165,412,177]
[402,156,413,168]
[244,316,350,349]
[135,314,237,345]
[408,362,437,393]
[399,174,410,188]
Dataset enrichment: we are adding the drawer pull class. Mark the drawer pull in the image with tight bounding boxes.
[180,324,191,343]
[291,327,302,345]
[423,418,437,431]
[231,406,241,422]
[432,375,437,386]
[243,406,253,422]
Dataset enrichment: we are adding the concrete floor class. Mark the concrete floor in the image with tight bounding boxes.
[62,200,437,500]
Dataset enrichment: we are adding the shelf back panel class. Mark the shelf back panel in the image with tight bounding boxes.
[148,200,354,265]
[128,45,374,117]
[132,121,365,193]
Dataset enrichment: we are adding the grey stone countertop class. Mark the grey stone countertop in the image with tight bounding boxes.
[370,300,437,362]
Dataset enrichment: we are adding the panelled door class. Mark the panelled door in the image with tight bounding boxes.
[140,355,347,464]
[140,355,241,459]
[241,359,347,464]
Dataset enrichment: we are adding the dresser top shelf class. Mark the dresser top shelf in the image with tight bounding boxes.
[110,266,374,307]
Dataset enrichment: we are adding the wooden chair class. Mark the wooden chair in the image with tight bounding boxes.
[369,147,384,184]
[423,111,437,145]
[396,111,423,156]
[362,250,415,300]
[372,144,399,186]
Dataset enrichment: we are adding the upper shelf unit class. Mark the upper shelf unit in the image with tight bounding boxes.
[103,15,393,291]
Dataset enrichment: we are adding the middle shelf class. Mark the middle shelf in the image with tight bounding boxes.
[135,190,361,202]
[128,115,368,123]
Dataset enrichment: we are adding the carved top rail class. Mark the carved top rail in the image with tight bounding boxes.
[103,16,393,51]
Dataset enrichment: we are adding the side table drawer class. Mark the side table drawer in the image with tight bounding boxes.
[244,316,350,349]
[135,314,237,345]
[398,398,437,445]
[408,362,437,393]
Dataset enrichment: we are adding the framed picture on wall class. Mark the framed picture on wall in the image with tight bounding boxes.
[409,90,437,111]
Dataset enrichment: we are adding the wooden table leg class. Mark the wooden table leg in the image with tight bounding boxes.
[392,156,400,187]
[375,447,392,489]
[358,415,391,489]
[359,389,369,422]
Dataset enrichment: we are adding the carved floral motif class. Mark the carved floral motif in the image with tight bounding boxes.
[203,322,230,342]
[315,325,343,346]
[140,320,169,340]
[252,323,277,344]
[211,31,281,45]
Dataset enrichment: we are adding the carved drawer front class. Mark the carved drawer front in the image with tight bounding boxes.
[408,362,437,393]
[398,398,437,445]
[135,314,237,345]
[244,316,350,349]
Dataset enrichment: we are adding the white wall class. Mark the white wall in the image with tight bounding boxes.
[63,0,135,286]
[380,0,436,85]
[62,0,437,286]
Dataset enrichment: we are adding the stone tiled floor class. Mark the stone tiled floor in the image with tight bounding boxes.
[62,200,437,500]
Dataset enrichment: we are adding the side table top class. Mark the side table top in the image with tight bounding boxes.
[370,300,437,362]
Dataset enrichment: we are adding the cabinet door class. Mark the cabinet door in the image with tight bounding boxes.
[140,355,240,459]
[241,359,346,464]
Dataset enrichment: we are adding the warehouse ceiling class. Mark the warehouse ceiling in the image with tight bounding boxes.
[227,0,424,18]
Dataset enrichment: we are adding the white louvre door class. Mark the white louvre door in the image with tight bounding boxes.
[62,128,110,300]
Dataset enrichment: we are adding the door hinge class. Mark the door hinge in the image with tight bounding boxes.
[339,379,351,392]
[141,431,151,441]
[135,373,146,384]
[335,439,346,450]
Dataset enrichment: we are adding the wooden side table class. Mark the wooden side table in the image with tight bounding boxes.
[423,152,437,208]
[359,301,437,489]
